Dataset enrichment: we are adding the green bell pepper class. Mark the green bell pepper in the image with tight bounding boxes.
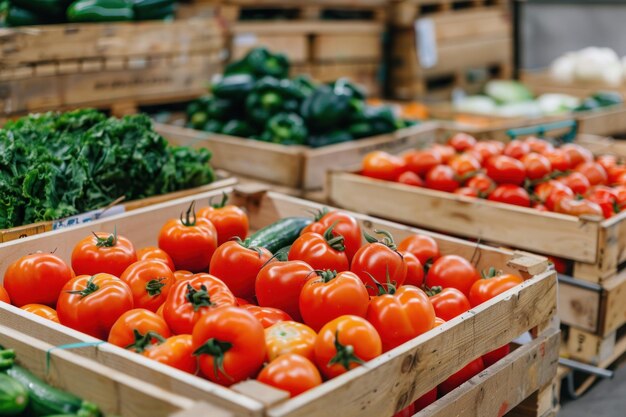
[188,111,208,129]
[348,106,398,139]
[330,77,366,100]
[201,119,224,133]
[245,77,305,125]
[67,0,134,22]
[300,85,352,132]
[292,74,317,97]
[6,5,48,25]
[224,47,290,79]
[212,74,256,101]
[221,119,256,137]
[574,97,600,112]
[132,0,173,20]
[306,130,353,148]
[259,113,307,145]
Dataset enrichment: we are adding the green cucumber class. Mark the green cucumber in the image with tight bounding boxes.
[0,373,28,416]
[5,365,99,417]
[248,217,312,253]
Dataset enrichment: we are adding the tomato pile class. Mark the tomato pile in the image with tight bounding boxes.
[362,133,626,218]
[0,197,523,408]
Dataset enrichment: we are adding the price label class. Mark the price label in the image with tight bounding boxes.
[415,18,438,69]
[52,205,126,230]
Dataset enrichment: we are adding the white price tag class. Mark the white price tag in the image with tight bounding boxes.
[414,18,438,69]
[234,33,258,46]
[52,205,125,230]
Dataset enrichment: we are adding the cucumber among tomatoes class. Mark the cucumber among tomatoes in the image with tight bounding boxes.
[248,217,312,253]
[0,373,28,416]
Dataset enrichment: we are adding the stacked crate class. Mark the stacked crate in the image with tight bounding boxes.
[218,0,387,96]
[388,0,512,100]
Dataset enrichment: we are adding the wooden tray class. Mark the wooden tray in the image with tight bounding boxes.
[0,185,558,417]
[0,324,197,417]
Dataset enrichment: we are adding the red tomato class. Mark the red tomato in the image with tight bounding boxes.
[432,144,456,163]
[548,256,568,274]
[473,141,502,161]
[596,155,618,172]
[434,317,446,327]
[367,286,435,352]
[197,194,249,245]
[559,172,591,195]
[468,272,524,307]
[401,251,424,287]
[454,187,479,197]
[236,297,252,306]
[143,334,197,374]
[120,260,175,312]
[299,270,370,332]
[173,270,194,281]
[448,133,477,152]
[521,153,552,180]
[525,137,554,154]
[427,287,471,321]
[350,230,407,295]
[576,162,608,186]
[158,203,218,272]
[485,155,526,185]
[301,210,362,262]
[240,305,292,328]
[209,240,272,300]
[193,306,266,386]
[162,274,236,335]
[257,354,322,397]
[393,404,415,417]
[314,315,382,379]
[425,165,460,192]
[137,246,175,271]
[404,149,442,176]
[608,165,626,185]
[426,255,479,297]
[289,229,349,272]
[57,273,134,339]
[397,234,440,266]
[586,186,619,218]
[554,197,604,217]
[483,344,510,367]
[561,143,593,167]
[71,231,137,277]
[543,149,572,171]
[362,151,407,181]
[613,185,626,208]
[448,154,481,177]
[503,140,530,159]
[256,261,314,322]
[488,184,531,207]
[397,171,424,187]
[466,174,496,195]
[413,388,438,412]
[108,308,171,350]
[265,321,317,361]
[534,180,571,205]
[439,357,485,396]
[21,304,59,323]
[533,202,549,212]
[3,253,73,307]
[546,188,575,211]
[0,286,9,304]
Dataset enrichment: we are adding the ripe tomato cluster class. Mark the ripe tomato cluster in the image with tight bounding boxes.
[0,198,522,403]
[362,133,626,218]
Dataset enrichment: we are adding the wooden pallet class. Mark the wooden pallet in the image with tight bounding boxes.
[388,8,512,100]
[0,185,558,417]
[391,0,509,27]
[0,325,198,417]
[0,18,225,116]
[0,173,236,244]
[156,121,439,191]
[218,0,387,23]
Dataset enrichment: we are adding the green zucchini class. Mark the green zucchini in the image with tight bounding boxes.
[5,365,99,417]
[248,217,312,253]
[0,373,28,416]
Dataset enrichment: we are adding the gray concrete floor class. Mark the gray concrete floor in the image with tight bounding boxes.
[559,360,626,417]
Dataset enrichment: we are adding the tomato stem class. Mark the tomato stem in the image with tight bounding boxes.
[209,192,229,209]
[423,284,443,297]
[193,338,234,381]
[234,237,265,258]
[314,269,338,283]
[363,229,397,250]
[365,269,397,295]
[306,207,329,222]
[93,226,118,248]
[328,330,365,371]
[185,284,215,311]
[125,330,166,353]
[323,222,346,252]
[66,276,99,298]
[146,278,167,296]
[180,201,197,227]
[481,267,500,279]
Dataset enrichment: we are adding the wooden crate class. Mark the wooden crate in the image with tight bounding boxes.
[155,122,439,191]
[0,173,237,244]
[390,0,509,27]
[0,18,225,116]
[389,7,512,100]
[0,185,559,417]
[0,324,197,417]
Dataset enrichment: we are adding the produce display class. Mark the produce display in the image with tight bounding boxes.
[185,47,411,147]
[453,80,623,118]
[0,109,215,229]
[361,133,626,218]
[550,47,626,86]
[0,198,523,407]
[2,0,176,26]
[0,346,102,416]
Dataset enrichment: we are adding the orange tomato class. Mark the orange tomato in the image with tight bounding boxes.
[0,285,10,304]
[71,231,137,277]
[136,246,175,271]
[143,334,197,374]
[265,321,317,361]
[108,308,171,351]
[21,304,59,323]
[468,272,524,307]
[257,354,322,397]
[362,151,407,181]
[197,193,249,245]
[397,234,440,266]
[120,260,176,312]
[240,305,292,328]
